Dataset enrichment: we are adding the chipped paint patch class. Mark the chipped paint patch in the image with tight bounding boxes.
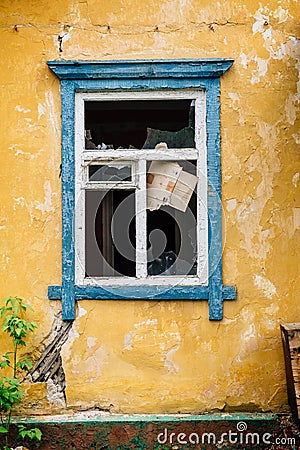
[77,306,87,318]
[265,303,279,316]
[61,28,73,44]
[293,44,300,96]
[45,90,60,145]
[134,319,158,329]
[239,52,248,69]
[13,196,26,210]
[292,132,300,144]
[15,105,31,113]
[38,103,46,119]
[9,144,44,160]
[228,92,239,102]
[61,327,80,363]
[87,337,97,348]
[285,93,297,125]
[292,173,299,188]
[164,343,180,374]
[293,208,300,230]
[81,345,107,381]
[124,332,134,350]
[252,10,269,35]
[227,92,245,125]
[273,6,289,23]
[254,275,277,299]
[226,198,237,212]
[34,181,54,214]
[251,57,268,84]
[243,323,256,341]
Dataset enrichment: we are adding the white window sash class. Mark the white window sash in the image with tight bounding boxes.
[75,90,208,285]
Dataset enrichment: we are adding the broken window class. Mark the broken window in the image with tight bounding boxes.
[47,58,236,320]
[75,91,208,284]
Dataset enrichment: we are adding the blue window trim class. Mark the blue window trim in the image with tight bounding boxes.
[47,59,236,321]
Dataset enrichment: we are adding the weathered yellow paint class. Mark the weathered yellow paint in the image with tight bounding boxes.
[0,0,299,415]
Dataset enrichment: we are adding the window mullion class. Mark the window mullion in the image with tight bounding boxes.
[195,94,208,283]
[135,160,147,278]
[75,95,85,285]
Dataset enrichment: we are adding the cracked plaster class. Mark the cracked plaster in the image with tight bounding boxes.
[0,0,299,415]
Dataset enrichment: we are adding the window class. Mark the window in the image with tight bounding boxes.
[76,91,206,285]
[47,59,236,320]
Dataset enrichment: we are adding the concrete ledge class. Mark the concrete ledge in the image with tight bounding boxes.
[2,413,299,449]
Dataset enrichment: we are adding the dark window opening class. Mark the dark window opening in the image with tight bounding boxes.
[84,99,195,149]
[147,192,197,276]
[85,189,136,277]
[84,100,197,279]
[147,159,197,276]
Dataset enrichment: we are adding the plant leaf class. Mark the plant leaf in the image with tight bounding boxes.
[17,424,42,441]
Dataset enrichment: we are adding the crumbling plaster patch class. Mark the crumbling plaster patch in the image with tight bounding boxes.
[29,313,73,408]
[234,121,281,260]
[254,274,277,299]
[34,181,55,214]
[245,5,300,90]
[11,181,56,226]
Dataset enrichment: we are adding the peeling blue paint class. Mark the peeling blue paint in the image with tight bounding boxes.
[47,59,234,80]
[47,59,235,321]
[48,284,236,301]
[206,78,224,320]
[61,80,76,320]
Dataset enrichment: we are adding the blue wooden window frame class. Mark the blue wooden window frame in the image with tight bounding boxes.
[47,59,236,321]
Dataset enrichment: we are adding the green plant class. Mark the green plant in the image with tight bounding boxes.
[0,297,42,449]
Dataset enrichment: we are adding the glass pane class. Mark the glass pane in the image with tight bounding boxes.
[147,160,197,276]
[88,164,132,182]
[85,189,136,277]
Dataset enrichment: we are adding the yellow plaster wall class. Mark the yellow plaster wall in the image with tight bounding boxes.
[0,0,299,414]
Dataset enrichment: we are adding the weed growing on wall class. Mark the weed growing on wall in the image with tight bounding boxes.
[0,297,42,450]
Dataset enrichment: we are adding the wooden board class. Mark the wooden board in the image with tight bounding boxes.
[281,323,300,422]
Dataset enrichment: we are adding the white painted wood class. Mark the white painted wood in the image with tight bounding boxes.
[82,149,198,161]
[77,90,202,102]
[135,160,147,278]
[195,93,208,283]
[74,95,86,284]
[74,89,208,286]
[85,161,134,180]
[84,160,136,189]
[82,276,203,287]
[84,183,136,190]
